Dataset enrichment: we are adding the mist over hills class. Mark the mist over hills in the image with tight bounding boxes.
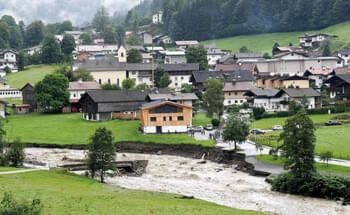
[0,0,140,25]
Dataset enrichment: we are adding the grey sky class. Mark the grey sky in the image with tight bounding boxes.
[0,0,140,25]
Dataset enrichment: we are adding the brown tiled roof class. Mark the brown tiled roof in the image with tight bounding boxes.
[223,82,256,92]
[307,68,334,75]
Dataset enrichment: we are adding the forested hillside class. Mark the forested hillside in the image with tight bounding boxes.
[154,0,350,41]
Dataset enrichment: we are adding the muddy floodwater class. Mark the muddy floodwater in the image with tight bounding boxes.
[25,148,350,215]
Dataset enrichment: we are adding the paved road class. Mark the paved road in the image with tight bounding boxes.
[0,169,40,175]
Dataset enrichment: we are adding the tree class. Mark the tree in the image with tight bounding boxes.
[34,73,69,113]
[122,78,136,90]
[102,26,117,44]
[272,42,280,54]
[181,83,193,93]
[26,21,44,47]
[61,34,76,56]
[155,67,165,88]
[127,34,142,45]
[300,94,309,109]
[79,33,93,45]
[127,48,143,63]
[185,45,208,70]
[322,41,331,56]
[135,83,149,90]
[115,25,125,45]
[4,66,11,74]
[0,193,42,215]
[72,68,94,81]
[41,34,62,64]
[55,64,73,80]
[18,51,26,71]
[59,20,73,34]
[0,21,10,48]
[263,53,271,59]
[101,83,121,90]
[0,119,6,160]
[87,127,116,183]
[6,138,25,168]
[159,73,172,88]
[202,78,224,118]
[278,110,316,178]
[320,151,333,167]
[288,100,303,115]
[253,107,265,120]
[223,116,250,150]
[239,46,250,53]
[9,26,23,49]
[93,7,110,32]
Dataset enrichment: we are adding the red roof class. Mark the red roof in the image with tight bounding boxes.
[13,104,31,108]
[308,68,333,75]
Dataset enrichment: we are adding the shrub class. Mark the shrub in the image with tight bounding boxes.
[6,139,25,168]
[0,193,41,215]
[253,107,265,120]
[211,118,220,127]
[272,172,350,200]
[335,104,346,113]
[307,107,335,115]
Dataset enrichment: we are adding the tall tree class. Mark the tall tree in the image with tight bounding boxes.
[79,33,94,45]
[26,20,44,47]
[115,25,125,45]
[72,68,94,81]
[159,73,172,88]
[127,34,142,45]
[87,127,116,183]
[0,21,10,48]
[127,49,142,63]
[322,41,331,56]
[102,26,117,44]
[41,34,62,64]
[185,45,208,70]
[93,6,110,32]
[17,51,26,71]
[61,34,76,62]
[34,73,69,113]
[202,78,224,118]
[59,20,73,34]
[278,110,316,178]
[6,138,25,168]
[223,116,250,150]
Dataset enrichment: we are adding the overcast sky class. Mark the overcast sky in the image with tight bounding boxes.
[0,0,140,25]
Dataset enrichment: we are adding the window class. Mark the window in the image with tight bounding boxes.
[132,71,136,75]
[163,116,166,121]
[150,117,157,122]
[117,78,120,86]
[175,83,178,86]
[175,77,178,81]
[169,116,172,121]
[108,79,111,84]
[181,76,184,80]
[99,79,102,85]
[177,116,184,121]
[73,94,76,98]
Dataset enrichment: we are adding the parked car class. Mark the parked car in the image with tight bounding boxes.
[272,125,283,131]
[191,126,204,132]
[205,124,214,131]
[250,129,265,135]
[5,111,11,116]
[325,120,342,126]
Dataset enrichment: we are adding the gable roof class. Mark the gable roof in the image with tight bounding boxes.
[215,63,256,72]
[20,83,35,91]
[304,68,334,76]
[244,88,280,98]
[159,63,199,72]
[234,52,263,59]
[75,59,126,71]
[338,50,350,55]
[278,88,321,98]
[192,70,254,83]
[148,93,198,101]
[223,82,256,92]
[86,90,150,103]
[141,100,191,110]
[68,81,100,90]
[175,41,199,46]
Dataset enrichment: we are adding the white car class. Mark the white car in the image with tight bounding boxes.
[272,125,283,131]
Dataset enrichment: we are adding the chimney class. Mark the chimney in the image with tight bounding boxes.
[78,79,83,84]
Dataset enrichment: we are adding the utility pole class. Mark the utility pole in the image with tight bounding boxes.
[151,24,155,88]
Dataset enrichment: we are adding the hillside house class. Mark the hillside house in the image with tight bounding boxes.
[152,11,163,24]
[68,81,100,112]
[24,45,42,56]
[233,52,264,62]
[159,63,199,91]
[216,63,259,76]
[140,100,192,134]
[299,33,337,47]
[142,53,152,64]
[138,31,153,44]
[0,49,18,75]
[153,35,172,45]
[223,81,256,106]
[164,51,186,64]
[80,90,151,121]
[256,75,310,89]
[244,88,281,112]
[175,41,199,50]
[338,50,350,67]
[204,44,228,66]
[303,68,335,89]
[272,46,306,56]
[0,89,22,99]
[147,93,198,107]
[73,45,120,60]
[326,74,350,101]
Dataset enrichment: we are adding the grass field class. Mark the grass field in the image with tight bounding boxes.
[4,113,214,146]
[0,167,23,172]
[5,64,57,89]
[0,170,265,215]
[252,124,350,160]
[252,113,341,130]
[202,21,350,54]
[256,155,350,176]
[192,112,213,127]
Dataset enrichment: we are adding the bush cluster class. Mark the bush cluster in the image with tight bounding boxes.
[261,106,346,119]
[272,172,350,200]
[211,118,220,127]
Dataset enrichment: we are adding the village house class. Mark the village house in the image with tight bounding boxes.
[257,75,310,89]
[24,45,42,56]
[140,100,192,134]
[215,63,259,76]
[223,81,256,106]
[126,63,154,86]
[146,92,198,107]
[93,39,104,45]
[233,52,264,62]
[204,44,228,66]
[175,41,199,50]
[138,31,153,44]
[160,63,199,91]
[244,88,281,112]
[142,53,152,64]
[338,50,350,67]
[67,81,100,112]
[164,51,186,64]
[326,74,350,101]
[0,101,6,118]
[153,35,172,45]
[303,68,335,89]
[272,46,306,56]
[0,49,18,75]
[299,33,337,47]
[21,83,36,112]
[12,104,31,114]
[80,90,151,121]
[73,44,120,60]
[152,11,164,24]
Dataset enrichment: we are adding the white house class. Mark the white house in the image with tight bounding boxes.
[24,45,42,56]
[0,88,22,99]
[68,81,100,101]
[153,35,172,45]
[299,33,337,47]
[164,51,186,64]
[138,31,153,44]
[204,44,227,66]
[0,49,18,75]
[152,11,163,24]
[175,41,199,50]
[73,44,120,60]
[244,88,281,112]
[303,68,334,89]
[338,50,350,67]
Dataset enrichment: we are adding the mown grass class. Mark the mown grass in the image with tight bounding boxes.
[0,167,23,172]
[192,112,213,127]
[251,124,350,160]
[4,113,214,146]
[0,169,266,215]
[6,64,57,89]
[202,21,350,54]
[256,155,350,176]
